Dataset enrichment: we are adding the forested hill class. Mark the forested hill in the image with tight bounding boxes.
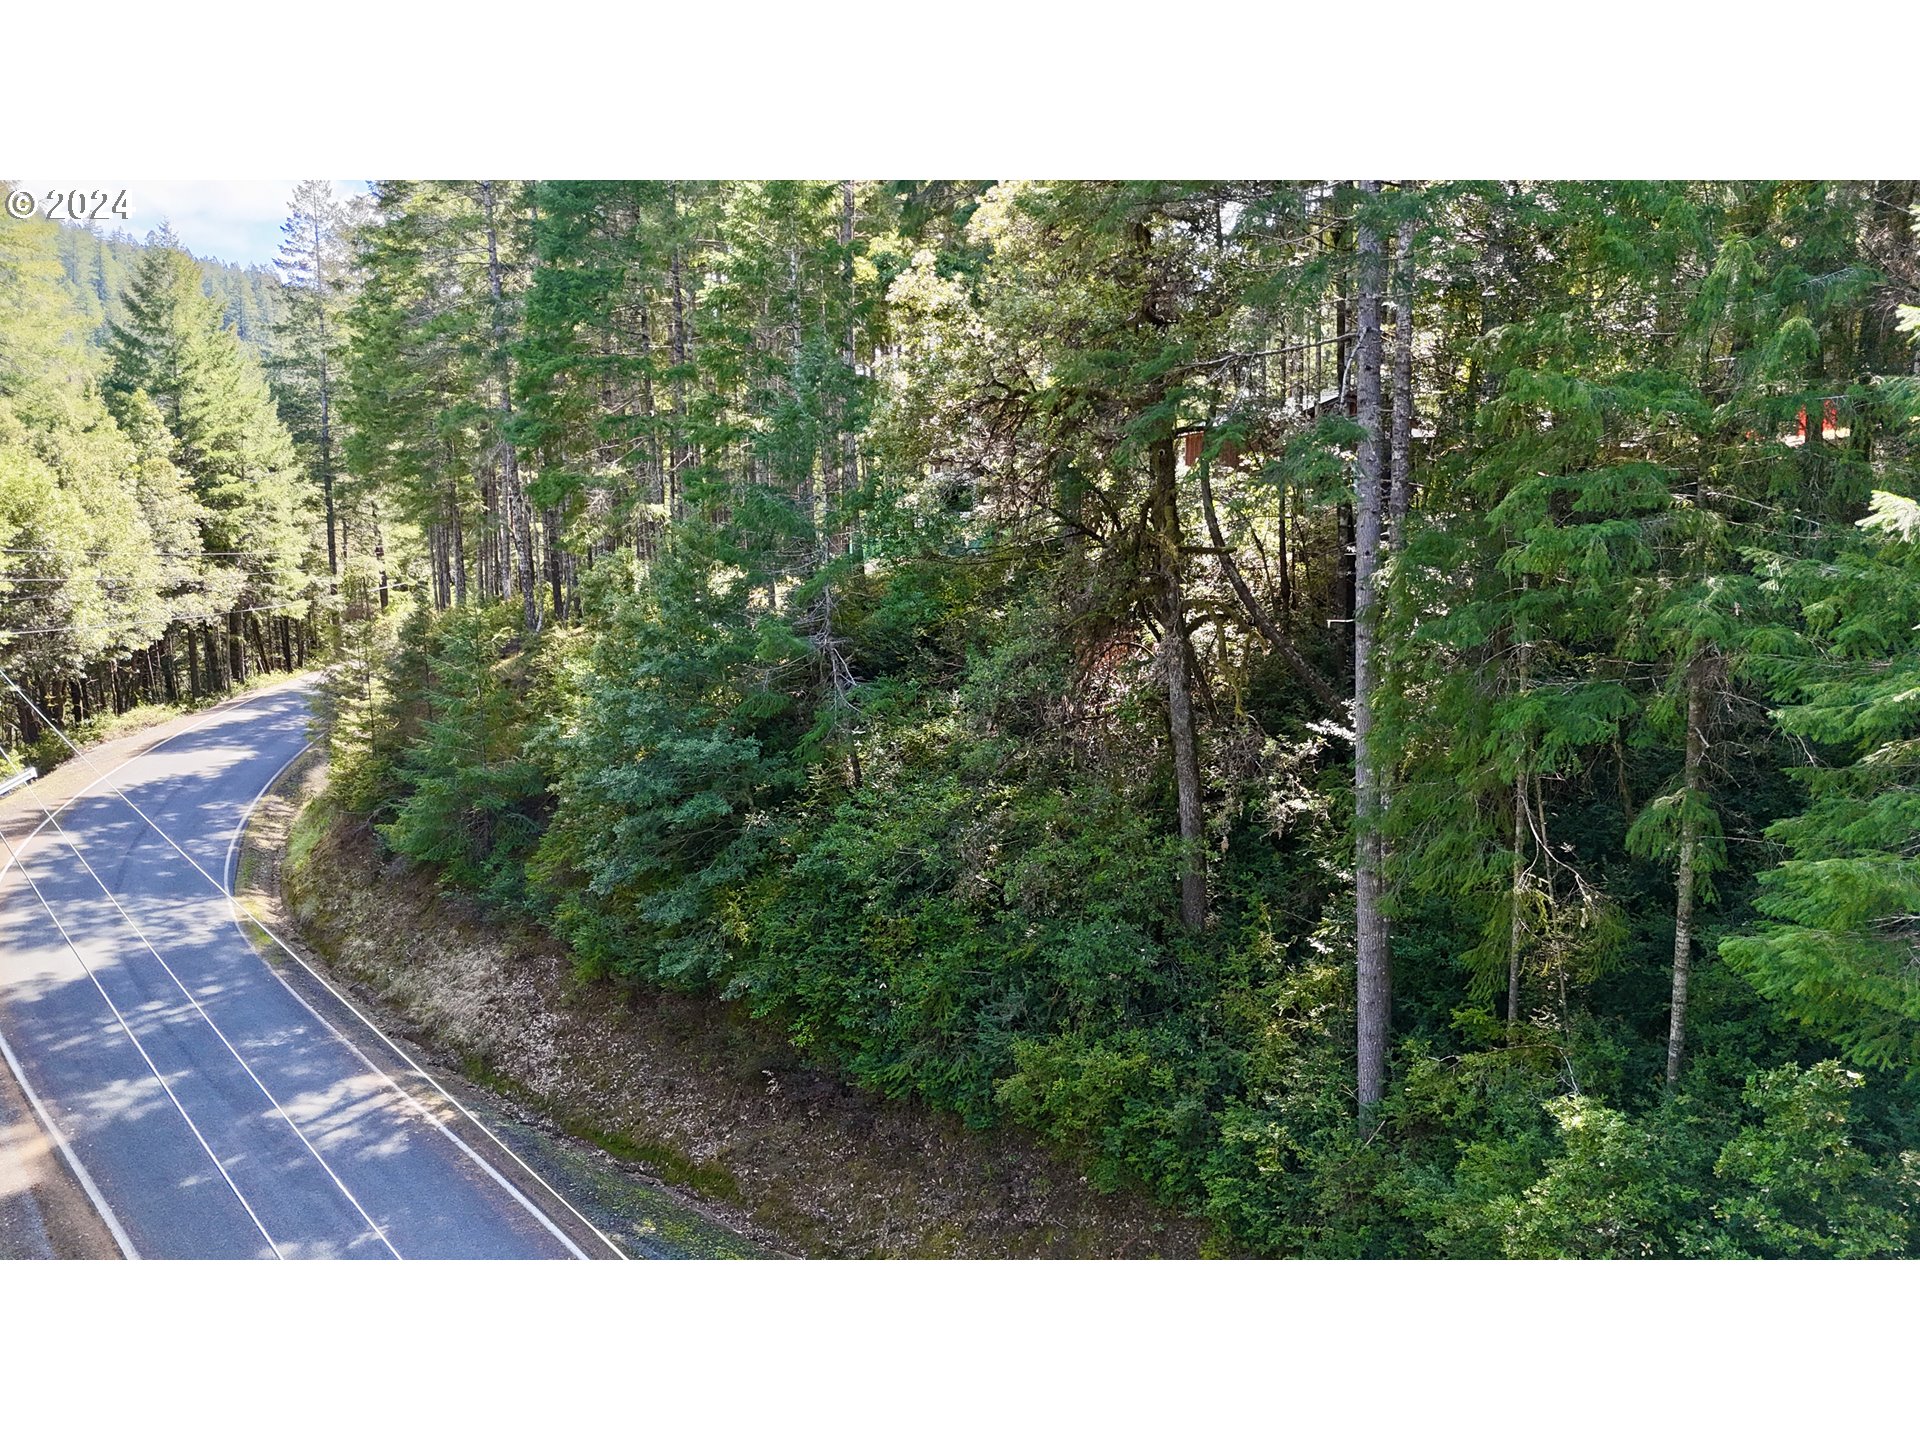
[8,179,1920,1258]
[310,180,1920,1259]
[43,217,282,359]
[2,180,335,761]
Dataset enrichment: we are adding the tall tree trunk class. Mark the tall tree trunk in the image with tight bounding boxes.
[227,611,246,686]
[1277,484,1292,619]
[320,341,337,575]
[14,693,40,746]
[1337,501,1356,636]
[1153,428,1207,930]
[452,492,468,608]
[1353,181,1391,1112]
[669,184,692,524]
[1334,203,1357,651]
[373,504,390,612]
[1389,207,1416,552]
[835,178,858,561]
[1509,768,1527,1030]
[302,210,340,580]
[1508,573,1532,1034]
[481,179,539,632]
[159,629,179,704]
[638,295,664,558]
[546,505,564,616]
[427,523,444,608]
[1665,657,1709,1089]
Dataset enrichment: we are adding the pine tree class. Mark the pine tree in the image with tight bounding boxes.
[272,179,365,577]
[104,226,314,677]
[343,181,486,607]
[1,194,191,725]
[1620,183,1882,1085]
[517,181,676,565]
[344,181,538,624]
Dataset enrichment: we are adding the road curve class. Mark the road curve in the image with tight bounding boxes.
[0,680,614,1259]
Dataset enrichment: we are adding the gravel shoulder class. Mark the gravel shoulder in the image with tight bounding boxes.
[0,1037,120,1259]
[238,746,764,1259]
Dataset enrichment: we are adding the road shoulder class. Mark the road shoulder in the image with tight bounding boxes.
[235,746,767,1259]
[0,1036,119,1259]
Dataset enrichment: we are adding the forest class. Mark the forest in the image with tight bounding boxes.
[4,179,1919,1257]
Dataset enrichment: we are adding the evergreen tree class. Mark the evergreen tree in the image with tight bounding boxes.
[104,226,314,676]
[1722,489,1920,1071]
[272,179,366,576]
[312,177,1920,1258]
[1,188,201,733]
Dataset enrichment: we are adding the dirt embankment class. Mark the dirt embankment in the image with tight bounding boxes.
[279,770,1209,1259]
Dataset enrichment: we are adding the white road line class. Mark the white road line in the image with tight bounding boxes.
[0,825,284,1260]
[28,796,404,1260]
[10,672,622,1259]
[0,680,295,883]
[225,745,619,1260]
[0,1019,139,1259]
[0,684,296,1258]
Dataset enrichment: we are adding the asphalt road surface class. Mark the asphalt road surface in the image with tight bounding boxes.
[0,680,618,1259]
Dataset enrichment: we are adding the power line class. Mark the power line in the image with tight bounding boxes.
[0,547,298,558]
[0,583,422,645]
[0,581,421,642]
[0,598,317,642]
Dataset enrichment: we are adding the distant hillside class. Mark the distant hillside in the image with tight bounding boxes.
[43,219,283,362]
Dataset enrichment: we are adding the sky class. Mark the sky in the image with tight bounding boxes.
[14,179,369,267]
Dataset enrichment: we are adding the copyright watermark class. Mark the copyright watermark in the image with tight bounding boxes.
[5,188,132,222]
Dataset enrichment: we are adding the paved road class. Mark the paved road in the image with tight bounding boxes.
[0,681,615,1259]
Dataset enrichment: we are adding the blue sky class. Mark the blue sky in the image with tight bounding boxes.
[15,179,370,267]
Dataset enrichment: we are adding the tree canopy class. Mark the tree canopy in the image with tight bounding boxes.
[11,177,1918,1257]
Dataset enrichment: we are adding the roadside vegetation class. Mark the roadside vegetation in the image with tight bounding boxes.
[319,181,1920,1257]
[10,179,1920,1256]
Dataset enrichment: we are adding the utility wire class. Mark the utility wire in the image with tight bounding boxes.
[0,548,301,559]
[0,582,420,642]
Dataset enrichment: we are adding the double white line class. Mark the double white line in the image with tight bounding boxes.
[1,692,267,1259]
[0,675,624,1260]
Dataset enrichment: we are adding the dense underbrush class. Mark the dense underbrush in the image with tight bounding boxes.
[319,540,1920,1258]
